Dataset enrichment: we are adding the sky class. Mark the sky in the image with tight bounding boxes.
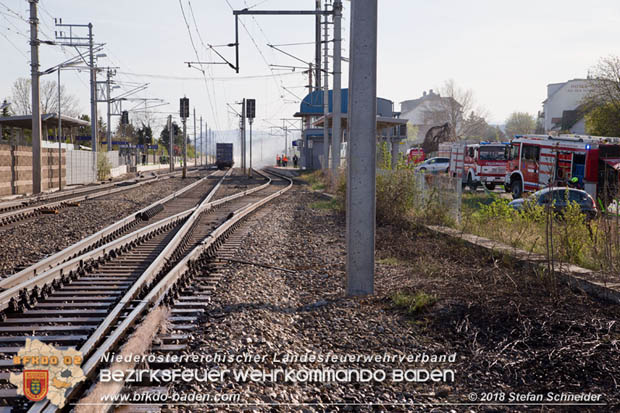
[1,0,619,144]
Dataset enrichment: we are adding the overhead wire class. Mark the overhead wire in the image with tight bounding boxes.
[179,0,221,133]
[224,0,304,125]
[0,29,27,60]
[116,71,299,81]
[187,0,222,137]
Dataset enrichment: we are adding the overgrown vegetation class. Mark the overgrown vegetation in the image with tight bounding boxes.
[461,195,620,276]
[304,156,620,280]
[309,198,341,211]
[96,148,112,181]
[391,290,437,315]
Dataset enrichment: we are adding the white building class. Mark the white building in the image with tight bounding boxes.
[543,79,593,134]
[399,90,458,143]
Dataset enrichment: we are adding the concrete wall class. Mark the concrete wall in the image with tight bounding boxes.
[0,144,66,196]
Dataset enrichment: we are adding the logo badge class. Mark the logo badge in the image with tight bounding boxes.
[23,370,48,402]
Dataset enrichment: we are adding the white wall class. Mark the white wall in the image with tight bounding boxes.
[543,79,592,131]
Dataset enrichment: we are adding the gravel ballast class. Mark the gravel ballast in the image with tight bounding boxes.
[168,184,620,413]
[0,176,201,277]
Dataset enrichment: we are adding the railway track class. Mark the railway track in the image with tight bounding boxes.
[0,168,202,227]
[0,169,221,283]
[0,169,292,412]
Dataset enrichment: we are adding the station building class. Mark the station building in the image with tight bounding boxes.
[294,89,407,170]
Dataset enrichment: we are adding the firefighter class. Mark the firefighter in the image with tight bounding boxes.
[568,176,583,189]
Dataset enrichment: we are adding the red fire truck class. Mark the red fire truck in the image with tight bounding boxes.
[449,142,509,190]
[505,134,620,201]
[406,147,425,165]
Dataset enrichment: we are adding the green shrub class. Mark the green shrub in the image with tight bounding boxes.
[392,291,437,315]
[97,150,112,181]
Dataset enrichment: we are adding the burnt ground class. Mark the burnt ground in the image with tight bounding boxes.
[169,184,620,413]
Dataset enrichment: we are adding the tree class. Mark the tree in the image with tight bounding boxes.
[585,103,620,136]
[583,56,620,136]
[422,79,489,140]
[1,100,12,142]
[159,122,183,156]
[10,77,80,117]
[504,112,536,138]
[136,123,153,146]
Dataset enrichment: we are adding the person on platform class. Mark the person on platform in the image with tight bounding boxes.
[276,155,281,167]
[293,154,299,168]
[282,155,288,167]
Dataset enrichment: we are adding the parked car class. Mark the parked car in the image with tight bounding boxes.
[415,157,450,173]
[508,187,598,219]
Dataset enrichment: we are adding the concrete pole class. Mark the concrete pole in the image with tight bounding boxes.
[193,108,196,168]
[88,23,97,180]
[332,0,343,171]
[242,98,246,174]
[200,116,203,166]
[57,68,62,190]
[315,0,322,91]
[29,0,42,194]
[168,115,173,172]
[322,3,329,169]
[249,119,253,177]
[106,70,112,151]
[182,118,187,178]
[346,0,377,296]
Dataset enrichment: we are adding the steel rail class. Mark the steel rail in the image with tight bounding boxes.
[0,167,202,224]
[0,171,217,290]
[30,170,292,413]
[0,170,231,312]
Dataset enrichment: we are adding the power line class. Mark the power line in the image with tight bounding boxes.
[179,0,221,132]
[0,1,27,23]
[0,23,28,40]
[187,0,221,132]
[0,29,27,59]
[116,70,300,81]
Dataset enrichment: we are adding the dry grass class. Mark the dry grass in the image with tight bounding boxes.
[74,307,170,413]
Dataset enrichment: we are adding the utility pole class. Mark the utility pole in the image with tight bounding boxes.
[246,99,255,177]
[106,69,114,151]
[29,0,42,194]
[193,108,197,168]
[57,69,62,190]
[322,2,330,170]
[241,98,246,175]
[53,19,101,179]
[200,116,203,166]
[332,0,343,171]
[346,0,378,296]
[315,0,322,91]
[283,119,288,157]
[180,97,189,178]
[209,128,213,165]
[88,23,97,177]
[168,115,173,172]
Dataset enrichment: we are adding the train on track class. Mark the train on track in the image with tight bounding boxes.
[216,143,234,170]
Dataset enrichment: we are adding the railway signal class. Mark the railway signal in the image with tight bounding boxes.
[180,97,190,178]
[246,99,256,177]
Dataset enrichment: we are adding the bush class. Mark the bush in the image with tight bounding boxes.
[97,150,112,181]
[392,290,437,315]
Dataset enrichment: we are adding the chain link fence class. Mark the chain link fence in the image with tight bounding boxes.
[413,171,462,224]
